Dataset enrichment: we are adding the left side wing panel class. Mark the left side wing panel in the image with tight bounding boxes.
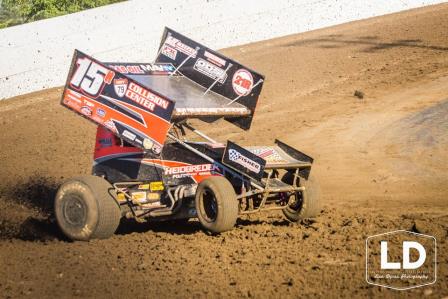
[61,50,175,154]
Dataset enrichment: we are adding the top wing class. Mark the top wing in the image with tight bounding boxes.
[104,61,253,118]
[155,27,265,130]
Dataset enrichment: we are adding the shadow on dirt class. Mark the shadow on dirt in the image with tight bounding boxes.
[282,34,448,53]
[116,218,203,236]
[116,217,291,236]
[384,99,448,149]
[236,218,292,227]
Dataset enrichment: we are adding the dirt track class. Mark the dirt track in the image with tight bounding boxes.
[1,4,448,298]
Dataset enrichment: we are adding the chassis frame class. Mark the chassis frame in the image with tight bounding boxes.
[109,121,312,222]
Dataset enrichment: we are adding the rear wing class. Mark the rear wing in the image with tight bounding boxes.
[61,50,174,154]
[155,27,265,130]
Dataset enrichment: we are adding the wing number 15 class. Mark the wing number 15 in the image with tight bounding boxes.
[70,57,114,97]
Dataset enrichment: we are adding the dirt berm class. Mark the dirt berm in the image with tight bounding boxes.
[0,4,447,298]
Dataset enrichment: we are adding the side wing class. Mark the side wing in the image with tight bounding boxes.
[61,50,174,154]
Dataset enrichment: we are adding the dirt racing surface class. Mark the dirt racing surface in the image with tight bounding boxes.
[1,4,448,298]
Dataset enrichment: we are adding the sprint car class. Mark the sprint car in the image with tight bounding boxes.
[55,27,320,241]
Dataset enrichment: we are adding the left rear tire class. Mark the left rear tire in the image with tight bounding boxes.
[54,175,121,241]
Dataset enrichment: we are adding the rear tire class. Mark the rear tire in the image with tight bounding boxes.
[54,175,121,241]
[195,176,238,233]
[282,172,320,222]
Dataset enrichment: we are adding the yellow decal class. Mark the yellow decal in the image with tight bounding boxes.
[117,193,126,201]
[131,191,147,202]
[138,184,150,190]
[150,181,164,191]
[147,192,161,201]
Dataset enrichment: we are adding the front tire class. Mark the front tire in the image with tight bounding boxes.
[195,176,238,233]
[282,172,320,222]
[54,175,121,241]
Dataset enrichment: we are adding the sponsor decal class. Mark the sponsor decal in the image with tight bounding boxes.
[143,138,154,150]
[99,137,112,148]
[161,45,177,60]
[366,230,436,290]
[147,192,161,201]
[104,120,117,133]
[66,99,81,108]
[83,100,94,107]
[96,108,106,118]
[138,184,150,190]
[249,148,285,163]
[65,90,82,104]
[80,106,92,116]
[125,82,170,111]
[117,193,126,202]
[165,164,217,176]
[194,58,227,83]
[110,65,144,74]
[122,130,136,141]
[108,63,175,75]
[228,149,261,173]
[140,63,175,74]
[165,36,197,58]
[150,181,164,191]
[152,143,162,155]
[113,78,128,98]
[131,191,147,202]
[232,69,253,96]
[204,50,226,67]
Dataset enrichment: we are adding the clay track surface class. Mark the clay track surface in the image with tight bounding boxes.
[1,4,448,298]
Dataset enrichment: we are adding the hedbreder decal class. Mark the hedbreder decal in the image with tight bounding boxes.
[232,69,253,96]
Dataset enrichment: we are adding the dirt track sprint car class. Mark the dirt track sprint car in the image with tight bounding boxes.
[56,27,320,241]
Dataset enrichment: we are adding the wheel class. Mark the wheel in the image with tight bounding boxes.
[281,172,320,222]
[54,175,121,241]
[195,176,239,233]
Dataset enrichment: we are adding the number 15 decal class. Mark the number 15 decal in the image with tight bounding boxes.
[70,57,115,97]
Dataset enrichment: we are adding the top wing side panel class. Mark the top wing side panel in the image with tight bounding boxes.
[61,50,174,154]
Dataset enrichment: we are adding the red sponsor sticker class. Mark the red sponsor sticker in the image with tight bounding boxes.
[161,45,177,60]
[232,69,253,96]
[80,106,92,116]
[109,65,144,74]
[204,50,226,67]
[165,36,197,58]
